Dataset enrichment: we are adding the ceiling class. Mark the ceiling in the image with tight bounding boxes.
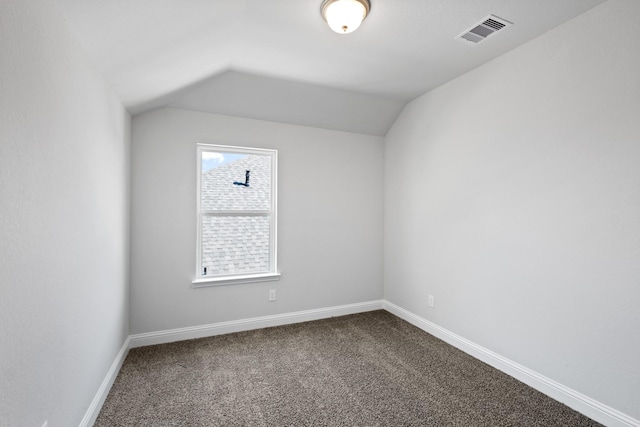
[53,0,606,136]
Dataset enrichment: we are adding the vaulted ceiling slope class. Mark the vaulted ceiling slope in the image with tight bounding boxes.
[53,0,606,136]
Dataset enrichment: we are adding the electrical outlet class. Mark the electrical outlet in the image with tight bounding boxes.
[268,289,276,302]
[428,295,434,308]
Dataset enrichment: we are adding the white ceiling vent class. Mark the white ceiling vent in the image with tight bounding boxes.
[457,15,512,44]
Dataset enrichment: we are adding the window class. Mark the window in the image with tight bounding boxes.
[193,144,279,286]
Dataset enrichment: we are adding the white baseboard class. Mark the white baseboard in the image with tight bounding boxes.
[383,301,639,427]
[129,300,384,348]
[79,336,130,427]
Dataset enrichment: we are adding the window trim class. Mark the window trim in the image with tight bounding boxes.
[192,272,281,288]
[193,143,278,287]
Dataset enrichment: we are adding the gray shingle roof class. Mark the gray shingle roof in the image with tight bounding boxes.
[202,155,271,211]
[201,154,272,276]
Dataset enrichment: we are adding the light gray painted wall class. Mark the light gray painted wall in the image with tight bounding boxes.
[0,1,131,426]
[384,0,640,420]
[130,108,384,334]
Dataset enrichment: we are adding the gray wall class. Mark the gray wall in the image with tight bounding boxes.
[384,0,640,419]
[130,108,384,334]
[0,1,131,426]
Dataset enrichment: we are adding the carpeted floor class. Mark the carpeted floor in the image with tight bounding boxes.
[95,311,602,426]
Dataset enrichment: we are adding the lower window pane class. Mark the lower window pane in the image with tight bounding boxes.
[202,216,270,276]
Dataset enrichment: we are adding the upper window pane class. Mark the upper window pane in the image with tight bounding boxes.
[201,152,271,211]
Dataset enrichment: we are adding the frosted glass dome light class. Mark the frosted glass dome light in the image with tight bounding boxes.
[321,0,370,34]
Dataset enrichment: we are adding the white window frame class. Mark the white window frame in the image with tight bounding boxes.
[193,143,279,287]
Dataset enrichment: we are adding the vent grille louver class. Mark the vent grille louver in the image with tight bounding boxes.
[457,15,512,44]
[483,18,506,31]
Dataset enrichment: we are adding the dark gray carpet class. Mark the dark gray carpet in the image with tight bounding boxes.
[95,311,602,426]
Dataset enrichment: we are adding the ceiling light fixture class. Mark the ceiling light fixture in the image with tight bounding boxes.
[321,0,370,34]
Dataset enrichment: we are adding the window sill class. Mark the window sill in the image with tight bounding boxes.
[192,272,281,288]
